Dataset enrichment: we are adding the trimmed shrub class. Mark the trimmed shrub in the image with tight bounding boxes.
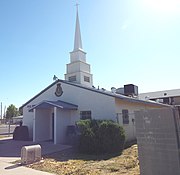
[13,126,29,141]
[76,119,125,154]
[98,121,125,153]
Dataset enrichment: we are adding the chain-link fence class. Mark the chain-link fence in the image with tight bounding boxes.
[0,119,20,136]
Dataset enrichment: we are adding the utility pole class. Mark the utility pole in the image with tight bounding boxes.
[4,105,6,119]
[3,105,6,125]
[1,102,2,119]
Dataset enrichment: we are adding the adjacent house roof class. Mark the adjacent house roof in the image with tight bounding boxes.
[139,89,180,100]
[29,100,78,111]
[20,79,169,110]
[13,115,23,119]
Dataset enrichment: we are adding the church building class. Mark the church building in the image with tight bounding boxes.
[20,6,168,144]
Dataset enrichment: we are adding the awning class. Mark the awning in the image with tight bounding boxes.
[29,100,78,112]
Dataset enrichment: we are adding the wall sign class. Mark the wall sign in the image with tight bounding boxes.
[27,104,36,109]
[55,83,63,97]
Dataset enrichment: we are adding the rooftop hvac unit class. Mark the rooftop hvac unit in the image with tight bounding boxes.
[21,144,41,165]
[124,84,138,96]
[116,87,124,95]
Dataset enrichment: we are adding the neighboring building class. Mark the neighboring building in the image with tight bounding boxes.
[20,6,168,144]
[12,115,23,124]
[139,89,180,105]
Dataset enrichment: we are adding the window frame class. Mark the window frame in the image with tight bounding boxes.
[122,109,129,124]
[84,76,90,82]
[68,75,76,82]
[80,111,92,120]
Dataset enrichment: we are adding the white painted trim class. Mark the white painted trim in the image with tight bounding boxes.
[54,107,57,144]
[33,109,36,142]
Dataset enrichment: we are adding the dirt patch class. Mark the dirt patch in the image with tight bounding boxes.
[28,144,139,175]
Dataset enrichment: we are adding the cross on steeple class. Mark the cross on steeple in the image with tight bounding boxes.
[75,2,79,11]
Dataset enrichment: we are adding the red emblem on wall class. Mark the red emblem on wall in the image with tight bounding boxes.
[55,83,63,97]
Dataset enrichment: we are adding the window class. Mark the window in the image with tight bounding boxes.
[80,111,92,120]
[84,76,90,82]
[122,109,129,124]
[163,97,169,104]
[69,76,76,82]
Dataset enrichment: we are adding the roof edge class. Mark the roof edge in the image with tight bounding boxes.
[19,80,60,110]
[20,79,169,110]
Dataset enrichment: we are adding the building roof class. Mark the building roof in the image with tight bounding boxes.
[139,89,180,100]
[29,100,78,111]
[20,79,169,110]
[13,115,23,119]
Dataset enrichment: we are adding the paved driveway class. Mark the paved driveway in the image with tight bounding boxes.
[0,137,72,174]
[0,137,71,162]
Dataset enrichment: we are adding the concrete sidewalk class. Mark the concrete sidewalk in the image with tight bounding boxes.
[0,137,72,174]
[0,160,55,175]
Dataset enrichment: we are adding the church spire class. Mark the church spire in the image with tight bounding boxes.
[74,3,83,51]
[65,3,93,87]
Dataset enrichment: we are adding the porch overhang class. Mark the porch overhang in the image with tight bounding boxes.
[29,100,78,112]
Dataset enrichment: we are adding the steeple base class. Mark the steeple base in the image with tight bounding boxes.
[65,71,93,87]
[70,49,86,63]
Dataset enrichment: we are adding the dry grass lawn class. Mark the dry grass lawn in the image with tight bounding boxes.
[0,135,11,139]
[28,144,139,175]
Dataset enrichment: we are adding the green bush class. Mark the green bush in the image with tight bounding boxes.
[76,119,125,154]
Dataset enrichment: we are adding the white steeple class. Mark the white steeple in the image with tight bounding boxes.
[65,4,93,87]
[74,5,83,51]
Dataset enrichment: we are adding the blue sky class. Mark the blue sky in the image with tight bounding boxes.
[0,0,180,109]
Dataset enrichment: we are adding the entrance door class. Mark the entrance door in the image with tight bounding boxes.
[52,113,54,141]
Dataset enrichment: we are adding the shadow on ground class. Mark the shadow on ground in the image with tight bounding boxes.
[44,140,137,162]
[44,147,122,162]
[0,138,71,158]
[5,163,22,170]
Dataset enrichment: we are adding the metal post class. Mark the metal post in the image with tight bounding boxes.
[8,117,10,136]
[4,105,6,123]
[1,102,2,119]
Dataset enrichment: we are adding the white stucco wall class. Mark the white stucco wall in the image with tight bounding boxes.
[115,99,163,141]
[22,81,116,140]
[23,80,165,143]
[23,110,33,139]
[59,83,116,121]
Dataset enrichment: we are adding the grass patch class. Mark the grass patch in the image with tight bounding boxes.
[28,144,140,175]
[0,135,9,139]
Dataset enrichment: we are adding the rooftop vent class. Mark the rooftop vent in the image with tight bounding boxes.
[124,84,138,97]
[111,87,116,93]
[116,87,124,95]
